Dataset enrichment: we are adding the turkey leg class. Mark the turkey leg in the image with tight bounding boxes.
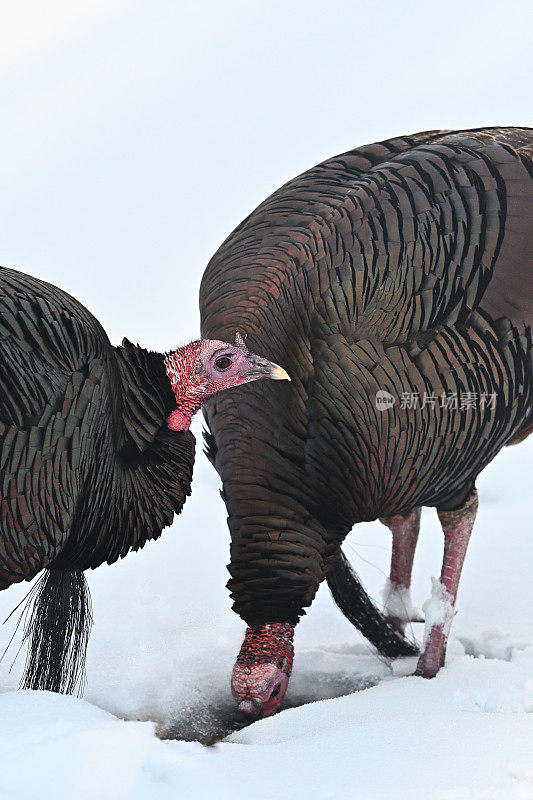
[380,507,423,634]
[416,489,478,678]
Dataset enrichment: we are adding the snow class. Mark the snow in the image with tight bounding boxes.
[0,433,531,799]
[421,577,456,642]
[381,578,422,622]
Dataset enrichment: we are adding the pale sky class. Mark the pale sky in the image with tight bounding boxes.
[1,0,531,351]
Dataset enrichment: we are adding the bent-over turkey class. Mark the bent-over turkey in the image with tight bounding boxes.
[200,127,533,717]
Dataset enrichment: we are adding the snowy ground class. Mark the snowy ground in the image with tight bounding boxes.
[0,429,531,800]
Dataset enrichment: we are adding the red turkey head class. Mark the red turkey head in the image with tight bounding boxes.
[231,623,295,717]
[165,332,290,431]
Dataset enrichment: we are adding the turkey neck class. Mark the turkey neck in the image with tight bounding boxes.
[114,339,176,451]
[51,341,195,572]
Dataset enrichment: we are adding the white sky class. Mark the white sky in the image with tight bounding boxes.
[1,0,531,350]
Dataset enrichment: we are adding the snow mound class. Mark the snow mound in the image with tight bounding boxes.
[2,647,532,800]
[457,628,530,662]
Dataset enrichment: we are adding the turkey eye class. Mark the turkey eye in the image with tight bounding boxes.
[215,355,232,371]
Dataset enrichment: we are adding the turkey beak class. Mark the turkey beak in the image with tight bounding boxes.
[243,355,291,382]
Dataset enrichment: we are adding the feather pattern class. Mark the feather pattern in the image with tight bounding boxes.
[200,127,533,627]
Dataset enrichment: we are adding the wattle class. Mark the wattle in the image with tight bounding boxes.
[166,409,191,431]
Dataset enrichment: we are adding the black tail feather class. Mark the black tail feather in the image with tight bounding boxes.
[19,569,93,694]
[326,549,419,658]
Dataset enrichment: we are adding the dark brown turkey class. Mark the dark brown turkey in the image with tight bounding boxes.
[200,127,533,718]
[0,266,288,693]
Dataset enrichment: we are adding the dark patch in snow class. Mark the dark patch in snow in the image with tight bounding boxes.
[156,693,253,745]
[285,670,379,707]
[158,669,381,745]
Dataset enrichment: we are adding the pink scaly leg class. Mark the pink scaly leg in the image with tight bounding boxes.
[416,489,479,678]
[380,507,423,634]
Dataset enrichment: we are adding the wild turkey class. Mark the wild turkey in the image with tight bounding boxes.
[0,266,289,693]
[200,127,533,717]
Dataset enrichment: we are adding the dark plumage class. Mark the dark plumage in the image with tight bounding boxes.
[0,266,287,692]
[200,127,533,716]
[0,267,194,583]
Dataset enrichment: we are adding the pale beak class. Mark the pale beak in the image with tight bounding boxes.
[243,355,291,382]
[269,364,291,381]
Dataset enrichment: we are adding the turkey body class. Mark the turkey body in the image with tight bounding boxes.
[200,127,533,631]
[0,266,195,692]
[0,266,195,590]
